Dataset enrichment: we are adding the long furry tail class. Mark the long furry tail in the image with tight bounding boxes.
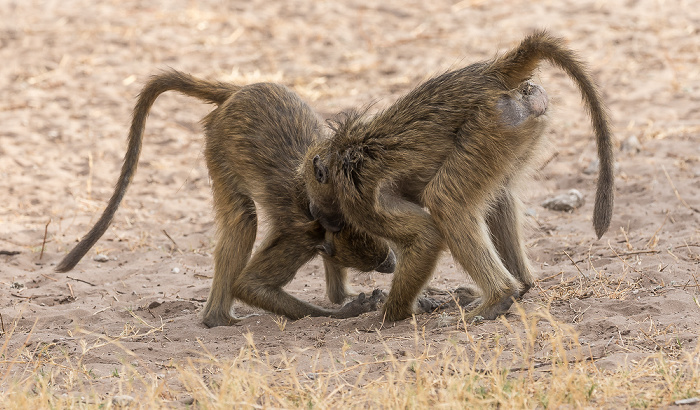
[56,70,238,272]
[488,30,614,238]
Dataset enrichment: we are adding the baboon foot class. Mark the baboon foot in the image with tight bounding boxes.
[202,311,243,328]
[382,300,414,322]
[333,289,386,319]
[464,290,518,321]
[382,294,446,321]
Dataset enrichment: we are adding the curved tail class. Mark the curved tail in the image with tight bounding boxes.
[487,30,614,238]
[56,70,239,272]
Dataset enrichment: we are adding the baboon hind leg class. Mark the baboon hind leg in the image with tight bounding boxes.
[425,159,521,321]
[232,232,384,320]
[202,189,257,328]
[432,208,521,320]
[486,187,535,297]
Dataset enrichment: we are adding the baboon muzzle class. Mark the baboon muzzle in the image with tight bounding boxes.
[376,249,396,273]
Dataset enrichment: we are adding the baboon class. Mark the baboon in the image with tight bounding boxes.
[55,70,396,327]
[304,30,615,322]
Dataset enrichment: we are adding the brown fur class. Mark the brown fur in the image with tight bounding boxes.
[304,30,615,322]
[56,70,395,327]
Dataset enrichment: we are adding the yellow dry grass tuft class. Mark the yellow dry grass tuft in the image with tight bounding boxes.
[1,305,698,408]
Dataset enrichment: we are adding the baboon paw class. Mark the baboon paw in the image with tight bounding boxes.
[382,299,417,322]
[464,292,518,321]
[202,314,242,328]
[335,289,385,318]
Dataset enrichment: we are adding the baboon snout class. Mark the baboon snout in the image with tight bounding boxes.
[375,248,396,274]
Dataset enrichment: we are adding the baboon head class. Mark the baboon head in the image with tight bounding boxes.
[303,142,342,232]
[304,142,395,274]
[317,227,396,274]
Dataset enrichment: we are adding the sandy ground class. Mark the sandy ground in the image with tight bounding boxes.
[1,0,699,401]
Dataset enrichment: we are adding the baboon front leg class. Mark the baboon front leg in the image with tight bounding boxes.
[202,191,257,328]
[349,192,445,321]
[323,257,356,305]
[233,233,384,321]
[486,187,535,296]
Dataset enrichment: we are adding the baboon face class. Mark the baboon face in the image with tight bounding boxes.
[305,146,395,274]
[319,227,396,274]
[304,145,341,232]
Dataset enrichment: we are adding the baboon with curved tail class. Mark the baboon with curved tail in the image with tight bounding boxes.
[304,30,614,322]
[56,70,395,327]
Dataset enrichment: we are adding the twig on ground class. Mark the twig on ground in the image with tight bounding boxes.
[0,250,21,256]
[662,165,700,213]
[538,271,565,282]
[616,250,660,256]
[66,276,97,287]
[608,244,659,285]
[480,354,605,374]
[646,212,668,249]
[93,306,110,315]
[39,218,51,260]
[564,251,588,281]
[163,229,179,250]
[40,273,58,282]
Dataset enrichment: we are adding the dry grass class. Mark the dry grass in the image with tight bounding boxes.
[1,305,698,409]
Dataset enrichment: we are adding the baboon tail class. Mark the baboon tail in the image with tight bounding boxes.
[488,30,614,238]
[56,70,239,272]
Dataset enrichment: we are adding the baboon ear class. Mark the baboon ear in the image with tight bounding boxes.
[315,240,335,257]
[312,155,328,184]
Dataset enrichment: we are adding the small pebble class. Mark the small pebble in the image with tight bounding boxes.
[93,254,109,263]
[583,159,599,175]
[541,189,585,212]
[620,135,641,153]
[171,267,181,274]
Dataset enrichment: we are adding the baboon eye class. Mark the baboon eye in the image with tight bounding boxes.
[312,155,328,184]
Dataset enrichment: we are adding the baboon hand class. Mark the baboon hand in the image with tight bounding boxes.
[332,289,386,319]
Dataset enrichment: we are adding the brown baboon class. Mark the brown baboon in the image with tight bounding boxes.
[55,70,396,327]
[304,30,615,322]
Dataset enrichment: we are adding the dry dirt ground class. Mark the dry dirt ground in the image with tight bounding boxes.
[1,0,699,404]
